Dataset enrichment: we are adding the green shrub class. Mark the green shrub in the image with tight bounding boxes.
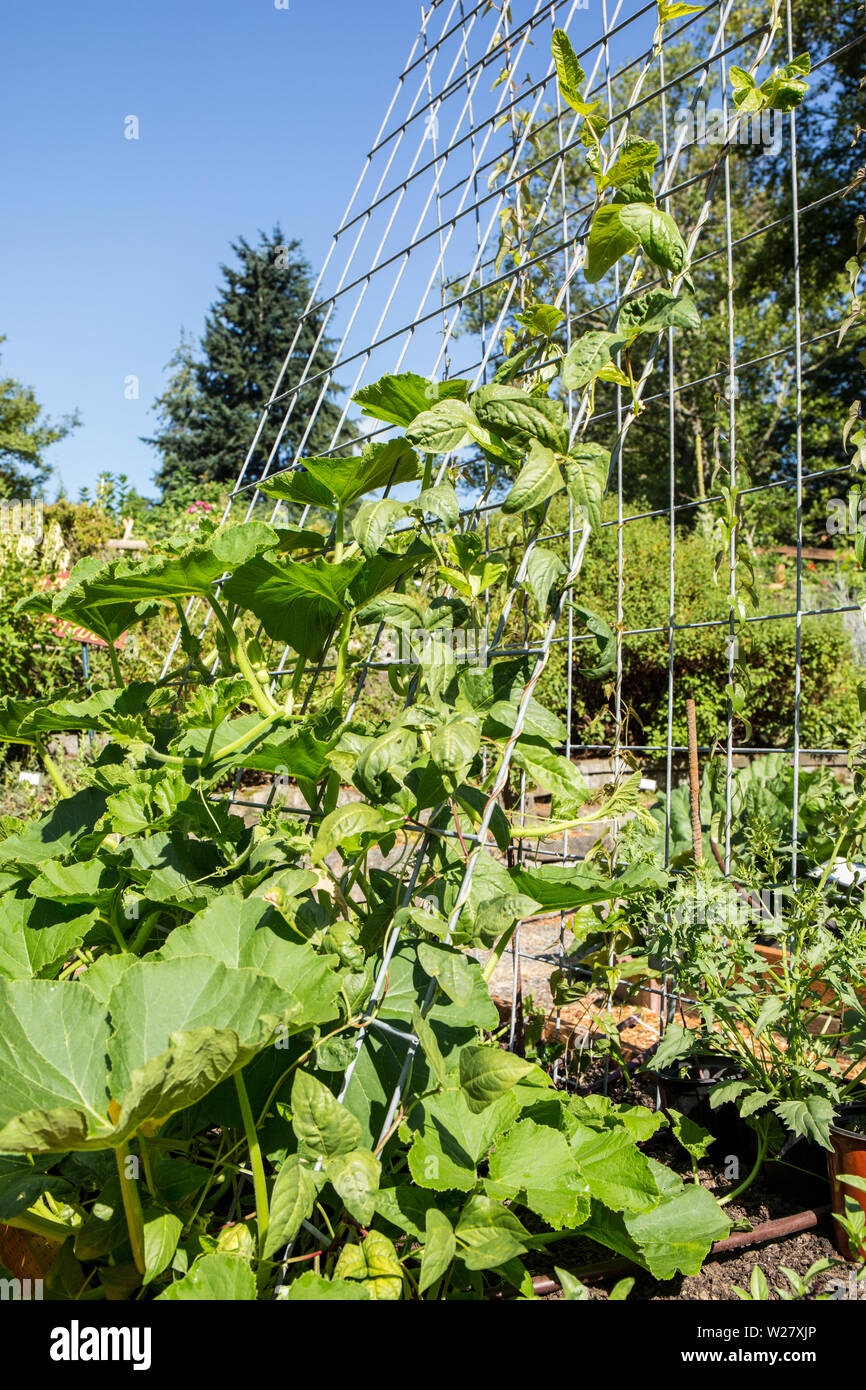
[533,503,861,751]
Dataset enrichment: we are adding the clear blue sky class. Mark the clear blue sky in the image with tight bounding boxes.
[0,0,419,499]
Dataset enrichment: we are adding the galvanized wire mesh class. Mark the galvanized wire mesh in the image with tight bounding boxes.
[164,0,864,1125]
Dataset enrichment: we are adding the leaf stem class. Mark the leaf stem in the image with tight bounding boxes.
[207,594,278,718]
[115,1142,147,1276]
[33,737,72,798]
[234,1070,269,1263]
[719,1117,770,1208]
[107,642,123,687]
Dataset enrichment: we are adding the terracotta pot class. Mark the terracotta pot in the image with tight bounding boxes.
[828,1110,866,1261]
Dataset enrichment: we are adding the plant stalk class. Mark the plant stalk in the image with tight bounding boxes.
[115,1141,147,1276]
[234,1070,269,1263]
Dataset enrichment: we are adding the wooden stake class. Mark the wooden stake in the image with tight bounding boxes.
[686,697,703,863]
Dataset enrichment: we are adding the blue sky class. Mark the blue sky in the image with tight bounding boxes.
[0,0,418,499]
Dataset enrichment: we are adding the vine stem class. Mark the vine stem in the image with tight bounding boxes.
[482,920,519,983]
[207,594,278,718]
[33,737,72,798]
[115,1141,147,1276]
[719,1117,770,1207]
[234,1070,269,1263]
[107,642,123,687]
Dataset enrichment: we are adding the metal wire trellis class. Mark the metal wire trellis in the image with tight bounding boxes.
[161,0,864,1166]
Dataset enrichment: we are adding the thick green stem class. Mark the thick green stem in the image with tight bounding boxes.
[208,595,278,718]
[332,613,353,706]
[115,1142,147,1276]
[719,1118,770,1208]
[234,1070,269,1262]
[34,737,72,798]
[107,642,123,687]
[129,911,161,955]
[204,708,283,767]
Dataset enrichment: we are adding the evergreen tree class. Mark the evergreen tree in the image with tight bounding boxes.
[0,337,79,499]
[145,228,352,495]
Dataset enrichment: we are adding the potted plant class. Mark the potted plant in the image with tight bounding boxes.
[644,859,866,1205]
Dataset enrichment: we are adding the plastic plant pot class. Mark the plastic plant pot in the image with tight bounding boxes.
[828,1105,866,1261]
[652,1055,756,1163]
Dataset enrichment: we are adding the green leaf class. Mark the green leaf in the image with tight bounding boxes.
[730,65,761,111]
[60,524,278,609]
[775,1096,836,1150]
[406,399,479,453]
[157,894,340,1026]
[570,1123,660,1213]
[414,483,460,527]
[551,29,586,113]
[458,1046,537,1113]
[486,1118,590,1229]
[510,860,666,910]
[668,1110,714,1165]
[326,1149,381,1226]
[264,1155,319,1258]
[524,546,566,612]
[0,979,112,1151]
[512,741,591,813]
[157,1251,256,1301]
[562,443,609,531]
[142,1208,183,1285]
[754,995,785,1036]
[609,1276,635,1300]
[471,385,568,453]
[555,1266,590,1299]
[759,57,810,112]
[455,1195,529,1270]
[352,498,407,557]
[305,440,420,508]
[514,303,564,338]
[291,1070,363,1159]
[651,1023,696,1071]
[625,1182,730,1278]
[332,1229,403,1299]
[43,558,159,644]
[584,207,639,283]
[562,331,627,391]
[281,1271,371,1300]
[618,288,700,341]
[599,137,659,191]
[222,555,359,661]
[404,1088,520,1192]
[657,1,702,22]
[260,441,419,511]
[583,1180,730,1279]
[311,802,402,864]
[419,1208,456,1293]
[417,941,475,1007]
[352,373,469,428]
[501,439,564,514]
[617,203,689,276]
[412,1006,448,1087]
[107,958,294,1138]
[571,603,616,677]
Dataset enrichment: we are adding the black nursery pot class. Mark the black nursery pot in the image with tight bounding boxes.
[765,1095,866,1202]
[652,1054,756,1163]
[763,1136,828,1199]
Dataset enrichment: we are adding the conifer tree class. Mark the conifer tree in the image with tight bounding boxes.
[145,228,351,495]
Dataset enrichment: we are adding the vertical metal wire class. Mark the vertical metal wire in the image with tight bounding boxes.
[786,0,805,880]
